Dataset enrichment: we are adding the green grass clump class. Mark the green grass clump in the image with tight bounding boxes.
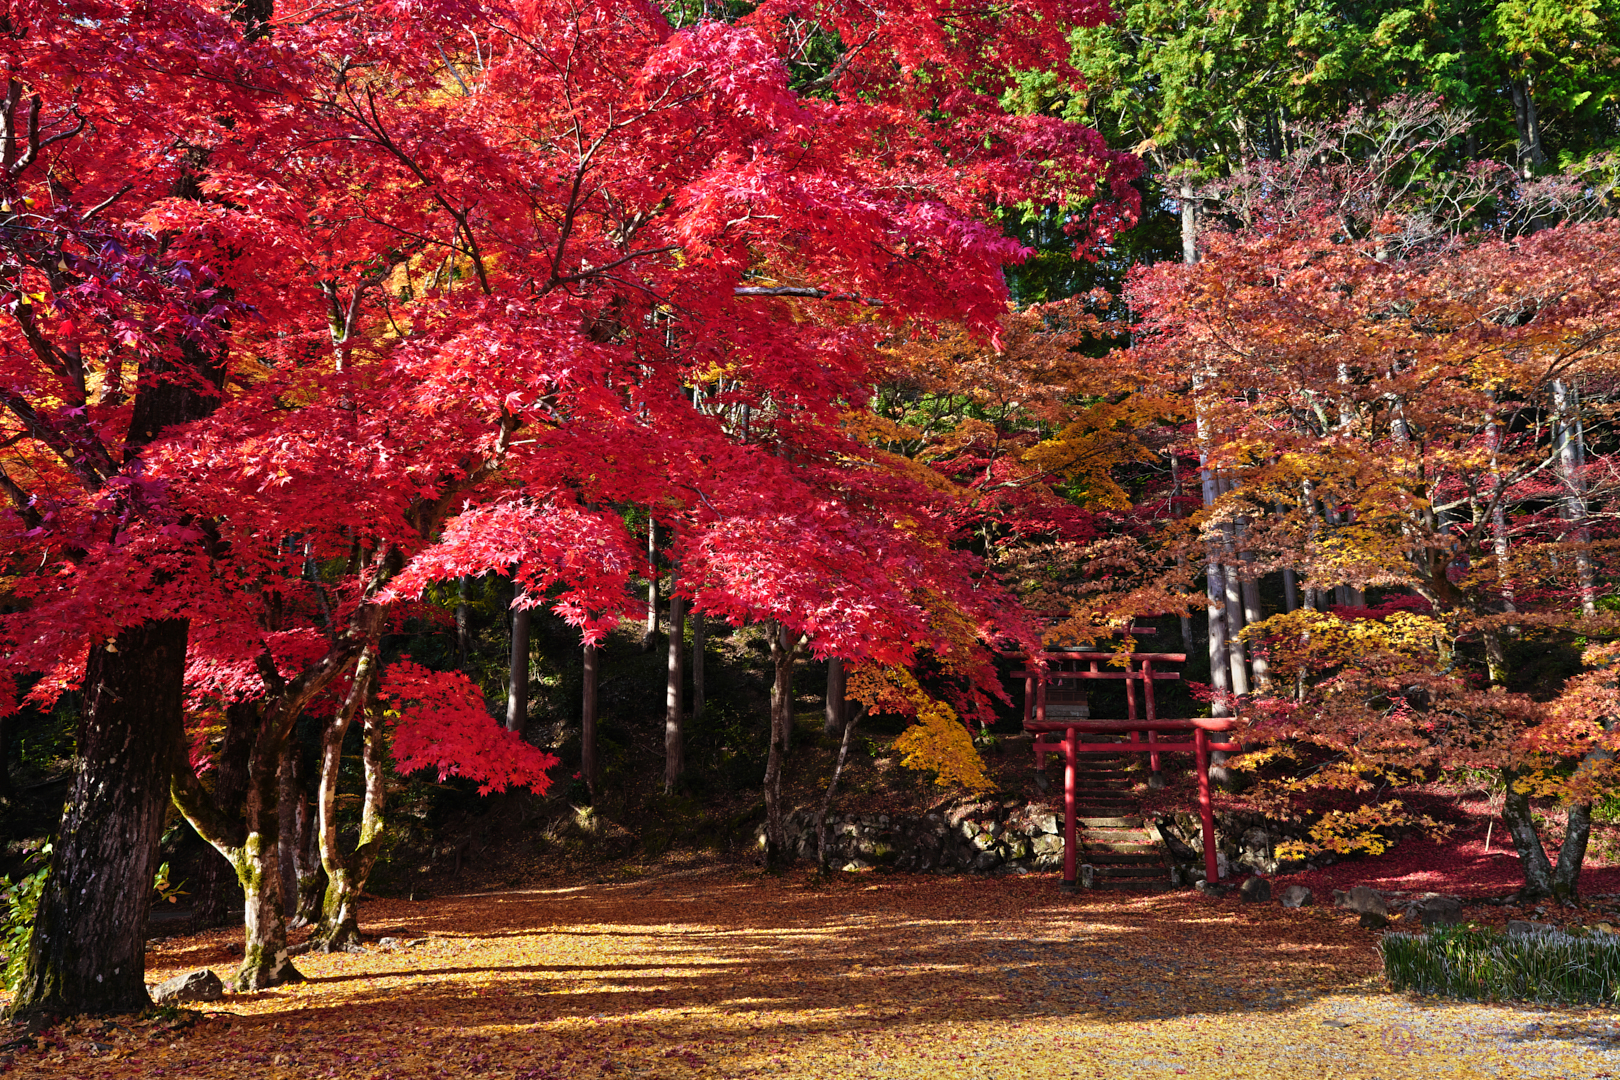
[1381,925,1620,1007]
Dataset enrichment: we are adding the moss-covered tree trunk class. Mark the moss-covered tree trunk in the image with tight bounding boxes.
[171,700,308,991]
[5,620,187,1020]
[229,712,305,990]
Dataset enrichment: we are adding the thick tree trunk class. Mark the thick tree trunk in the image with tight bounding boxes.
[6,129,231,1020]
[314,650,384,952]
[581,643,599,800]
[1501,769,1556,901]
[665,584,685,794]
[1282,568,1299,613]
[824,657,848,737]
[5,620,187,1020]
[507,596,530,733]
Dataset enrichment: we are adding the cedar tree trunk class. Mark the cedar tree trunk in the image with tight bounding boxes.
[4,620,187,1020]
[691,612,705,722]
[824,657,847,737]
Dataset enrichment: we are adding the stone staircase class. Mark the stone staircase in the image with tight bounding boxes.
[1073,746,1169,889]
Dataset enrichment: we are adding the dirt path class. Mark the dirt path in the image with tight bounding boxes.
[5,871,1617,1078]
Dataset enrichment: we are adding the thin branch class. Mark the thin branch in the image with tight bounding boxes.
[733,286,884,306]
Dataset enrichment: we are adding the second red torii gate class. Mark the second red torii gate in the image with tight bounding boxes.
[1014,650,1242,890]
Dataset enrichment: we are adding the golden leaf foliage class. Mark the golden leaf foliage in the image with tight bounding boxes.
[846,664,994,793]
[1275,801,1447,860]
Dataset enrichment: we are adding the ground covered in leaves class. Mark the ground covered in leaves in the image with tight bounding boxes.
[6,871,1619,1079]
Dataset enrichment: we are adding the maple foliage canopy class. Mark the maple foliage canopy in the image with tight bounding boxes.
[0,0,1139,738]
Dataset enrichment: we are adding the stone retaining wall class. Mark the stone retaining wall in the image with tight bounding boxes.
[758,802,1328,881]
[761,802,1069,874]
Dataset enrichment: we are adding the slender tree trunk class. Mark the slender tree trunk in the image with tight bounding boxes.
[691,613,706,722]
[278,739,325,928]
[762,622,799,870]
[1196,411,1233,718]
[1179,178,1199,264]
[642,518,659,650]
[1239,562,1268,689]
[665,580,685,794]
[1168,455,1196,655]
[5,620,187,1020]
[0,710,10,801]
[455,575,473,669]
[816,706,864,869]
[1510,76,1547,176]
[193,701,255,928]
[314,649,383,952]
[1282,568,1299,613]
[1222,535,1251,697]
[824,657,848,737]
[1552,379,1597,616]
[581,643,599,800]
[507,593,530,733]
[1486,401,1516,620]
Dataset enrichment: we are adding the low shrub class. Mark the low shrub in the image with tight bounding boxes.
[1381,925,1620,1007]
[1,845,50,992]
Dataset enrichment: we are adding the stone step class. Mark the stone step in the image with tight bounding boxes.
[1083,852,1164,865]
[1077,816,1143,828]
[1082,841,1160,854]
[1094,864,1168,879]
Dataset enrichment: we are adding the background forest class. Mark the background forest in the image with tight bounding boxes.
[2,0,1620,1022]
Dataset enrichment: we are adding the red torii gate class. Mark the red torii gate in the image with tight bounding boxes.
[1014,649,1242,890]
